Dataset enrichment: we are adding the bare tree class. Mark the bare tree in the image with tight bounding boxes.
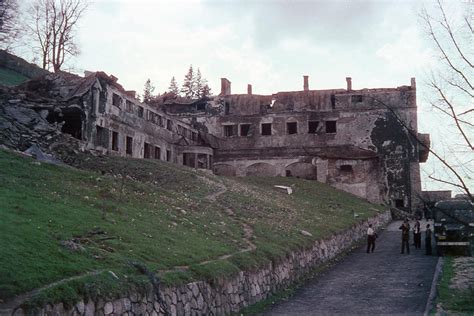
[28,0,88,72]
[419,0,473,200]
[0,0,21,49]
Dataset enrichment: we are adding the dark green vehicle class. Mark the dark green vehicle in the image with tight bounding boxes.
[433,199,474,256]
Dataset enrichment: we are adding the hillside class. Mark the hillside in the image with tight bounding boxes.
[0,149,383,307]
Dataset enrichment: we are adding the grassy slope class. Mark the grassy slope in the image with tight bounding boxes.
[436,257,474,313]
[0,68,28,86]
[0,149,383,306]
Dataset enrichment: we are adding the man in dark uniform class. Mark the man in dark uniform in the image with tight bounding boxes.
[425,223,432,255]
[399,219,410,254]
[413,219,421,249]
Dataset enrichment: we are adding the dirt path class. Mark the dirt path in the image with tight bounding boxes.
[0,270,106,315]
[160,177,256,274]
[265,220,440,315]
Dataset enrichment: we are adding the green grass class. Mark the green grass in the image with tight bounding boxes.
[0,149,383,307]
[436,257,474,313]
[0,67,28,86]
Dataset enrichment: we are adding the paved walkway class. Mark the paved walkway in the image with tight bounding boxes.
[265,220,439,316]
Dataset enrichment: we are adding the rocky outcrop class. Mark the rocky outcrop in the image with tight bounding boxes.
[13,211,391,316]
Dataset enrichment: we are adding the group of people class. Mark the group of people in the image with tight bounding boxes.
[366,219,433,255]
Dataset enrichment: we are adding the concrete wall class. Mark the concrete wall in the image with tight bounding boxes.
[14,211,391,316]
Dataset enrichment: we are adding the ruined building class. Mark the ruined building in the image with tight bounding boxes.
[162,76,430,211]
[2,65,430,212]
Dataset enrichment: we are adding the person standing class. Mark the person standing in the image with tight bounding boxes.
[399,219,410,254]
[413,219,421,249]
[425,224,432,255]
[367,223,376,253]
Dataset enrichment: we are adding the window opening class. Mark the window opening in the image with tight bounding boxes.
[261,123,272,136]
[325,120,337,133]
[287,122,297,135]
[111,131,119,151]
[308,121,319,134]
[240,124,251,136]
[126,136,133,155]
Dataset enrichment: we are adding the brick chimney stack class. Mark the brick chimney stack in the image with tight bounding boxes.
[220,78,231,96]
[247,84,252,95]
[346,77,352,91]
[411,77,416,89]
[303,75,309,91]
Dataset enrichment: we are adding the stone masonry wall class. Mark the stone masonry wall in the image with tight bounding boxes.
[14,211,391,316]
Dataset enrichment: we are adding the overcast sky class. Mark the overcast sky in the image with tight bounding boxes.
[17,0,473,195]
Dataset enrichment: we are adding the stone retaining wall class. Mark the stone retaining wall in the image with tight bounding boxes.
[14,210,391,316]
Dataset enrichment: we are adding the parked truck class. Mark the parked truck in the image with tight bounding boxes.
[433,199,474,256]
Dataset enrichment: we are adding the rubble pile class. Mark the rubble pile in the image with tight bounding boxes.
[0,85,82,161]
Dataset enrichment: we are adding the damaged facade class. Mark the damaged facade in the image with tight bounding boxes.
[8,71,215,170]
[1,67,430,212]
[162,76,430,211]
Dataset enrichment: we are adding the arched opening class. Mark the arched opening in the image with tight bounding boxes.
[47,107,83,140]
[246,162,277,177]
[285,162,317,180]
[214,164,237,176]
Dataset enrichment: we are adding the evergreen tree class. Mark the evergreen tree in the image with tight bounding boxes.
[168,76,179,96]
[195,68,203,98]
[143,78,155,103]
[201,83,212,98]
[181,65,195,99]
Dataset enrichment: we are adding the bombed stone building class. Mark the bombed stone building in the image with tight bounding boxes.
[0,59,430,212]
[162,76,430,211]
[4,71,216,170]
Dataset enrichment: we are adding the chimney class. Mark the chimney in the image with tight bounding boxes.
[247,84,252,95]
[110,75,118,83]
[411,77,416,89]
[84,70,94,77]
[303,75,309,91]
[346,77,352,91]
[220,78,231,96]
[126,90,136,98]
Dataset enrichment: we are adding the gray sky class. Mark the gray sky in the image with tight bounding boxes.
[18,0,474,195]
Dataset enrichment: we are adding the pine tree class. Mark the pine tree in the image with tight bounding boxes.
[143,79,155,103]
[201,83,212,98]
[195,68,203,99]
[181,65,195,99]
[168,76,179,96]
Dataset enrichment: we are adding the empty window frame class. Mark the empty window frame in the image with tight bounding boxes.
[340,164,353,172]
[261,123,272,136]
[325,120,337,133]
[351,95,363,103]
[112,93,122,107]
[154,146,161,159]
[308,121,319,134]
[287,122,297,135]
[144,142,152,159]
[240,124,251,137]
[167,119,173,131]
[125,100,134,113]
[137,106,144,118]
[330,94,336,109]
[111,131,119,151]
[95,126,108,147]
[166,149,171,162]
[223,125,237,137]
[394,199,404,208]
[224,102,230,115]
[126,136,133,155]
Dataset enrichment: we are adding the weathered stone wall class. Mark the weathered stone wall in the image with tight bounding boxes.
[15,211,391,316]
